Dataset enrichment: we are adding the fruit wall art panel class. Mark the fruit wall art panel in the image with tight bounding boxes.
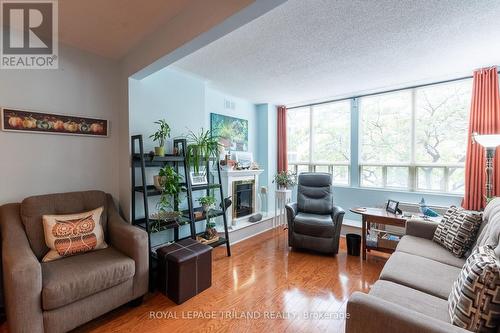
[1,108,108,137]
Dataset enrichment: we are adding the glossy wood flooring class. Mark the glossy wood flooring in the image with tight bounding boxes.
[2,228,388,333]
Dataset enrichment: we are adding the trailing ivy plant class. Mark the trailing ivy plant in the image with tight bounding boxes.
[185,128,221,174]
[156,165,182,216]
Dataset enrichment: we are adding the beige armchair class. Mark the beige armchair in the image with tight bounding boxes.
[0,190,148,333]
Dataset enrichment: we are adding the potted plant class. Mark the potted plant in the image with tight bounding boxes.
[197,195,218,240]
[149,119,171,157]
[273,170,297,189]
[185,128,221,175]
[198,195,216,212]
[152,165,182,231]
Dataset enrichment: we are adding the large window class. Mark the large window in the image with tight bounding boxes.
[288,101,351,185]
[359,79,472,193]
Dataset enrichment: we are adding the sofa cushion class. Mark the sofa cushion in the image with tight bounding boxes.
[41,247,134,310]
[369,280,451,323]
[21,191,108,260]
[449,245,500,332]
[396,235,466,268]
[293,212,333,238]
[433,206,482,257]
[42,207,108,262]
[380,251,461,299]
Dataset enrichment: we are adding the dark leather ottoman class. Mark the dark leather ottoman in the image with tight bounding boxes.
[156,238,212,304]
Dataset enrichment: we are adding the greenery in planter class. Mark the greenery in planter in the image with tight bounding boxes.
[197,195,216,210]
[149,120,171,156]
[185,128,221,174]
[198,195,218,239]
[273,170,297,189]
[155,165,182,228]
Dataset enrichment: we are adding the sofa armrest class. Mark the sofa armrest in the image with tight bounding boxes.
[106,195,149,298]
[0,203,43,333]
[346,292,468,333]
[405,219,439,240]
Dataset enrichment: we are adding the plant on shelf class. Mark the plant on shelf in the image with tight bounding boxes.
[185,128,221,175]
[149,119,171,157]
[197,195,218,240]
[198,195,217,212]
[273,170,297,189]
[152,165,182,232]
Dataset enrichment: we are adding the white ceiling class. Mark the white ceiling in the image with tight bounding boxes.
[173,0,500,106]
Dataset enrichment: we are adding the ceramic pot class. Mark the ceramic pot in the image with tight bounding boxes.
[154,146,165,156]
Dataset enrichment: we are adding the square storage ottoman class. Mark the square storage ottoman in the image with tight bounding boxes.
[156,238,212,304]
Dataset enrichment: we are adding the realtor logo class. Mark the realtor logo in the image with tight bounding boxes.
[1,0,58,69]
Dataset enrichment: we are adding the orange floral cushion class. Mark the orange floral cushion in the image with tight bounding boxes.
[42,207,107,262]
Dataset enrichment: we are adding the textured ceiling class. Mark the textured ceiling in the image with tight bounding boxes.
[173,0,500,106]
[59,0,194,59]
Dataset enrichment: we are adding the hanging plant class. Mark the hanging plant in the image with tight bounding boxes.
[185,128,221,174]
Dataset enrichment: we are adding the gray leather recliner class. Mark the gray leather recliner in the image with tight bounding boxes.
[286,172,345,254]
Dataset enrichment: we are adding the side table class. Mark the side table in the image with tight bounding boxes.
[275,189,291,228]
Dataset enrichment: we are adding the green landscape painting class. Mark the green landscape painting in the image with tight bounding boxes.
[210,113,248,152]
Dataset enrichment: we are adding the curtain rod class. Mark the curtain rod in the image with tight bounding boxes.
[287,70,500,110]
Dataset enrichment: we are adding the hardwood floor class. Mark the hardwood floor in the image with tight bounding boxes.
[2,228,388,333]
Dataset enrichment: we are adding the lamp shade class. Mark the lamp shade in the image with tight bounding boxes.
[473,133,500,148]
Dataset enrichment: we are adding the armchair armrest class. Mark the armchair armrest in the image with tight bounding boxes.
[405,219,439,240]
[346,292,468,333]
[285,202,297,220]
[106,195,149,298]
[0,203,43,333]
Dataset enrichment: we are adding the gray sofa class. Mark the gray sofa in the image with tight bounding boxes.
[346,198,500,333]
[0,190,149,333]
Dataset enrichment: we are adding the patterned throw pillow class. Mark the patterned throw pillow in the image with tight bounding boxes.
[449,245,500,332]
[433,206,482,257]
[42,207,107,262]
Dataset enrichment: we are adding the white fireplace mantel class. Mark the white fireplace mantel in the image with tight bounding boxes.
[219,169,264,178]
[216,169,264,226]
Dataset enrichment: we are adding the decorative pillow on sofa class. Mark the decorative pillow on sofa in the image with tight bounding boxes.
[449,245,500,332]
[42,207,107,262]
[433,206,482,257]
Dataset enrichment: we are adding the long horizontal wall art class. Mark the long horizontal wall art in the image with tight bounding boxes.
[1,108,108,137]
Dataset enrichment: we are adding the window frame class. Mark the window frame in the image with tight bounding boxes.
[358,80,471,194]
[287,101,352,186]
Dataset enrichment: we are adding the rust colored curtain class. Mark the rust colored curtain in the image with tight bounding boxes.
[463,67,500,210]
[277,105,288,172]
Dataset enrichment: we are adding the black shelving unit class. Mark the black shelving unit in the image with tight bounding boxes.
[131,135,231,287]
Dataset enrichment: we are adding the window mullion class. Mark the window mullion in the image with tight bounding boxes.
[309,105,314,171]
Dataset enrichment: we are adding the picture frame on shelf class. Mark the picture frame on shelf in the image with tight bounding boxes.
[190,171,208,185]
[234,151,253,169]
[386,199,401,214]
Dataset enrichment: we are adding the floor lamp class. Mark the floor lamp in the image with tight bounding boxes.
[473,133,500,200]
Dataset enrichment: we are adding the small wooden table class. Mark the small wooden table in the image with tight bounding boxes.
[350,207,407,260]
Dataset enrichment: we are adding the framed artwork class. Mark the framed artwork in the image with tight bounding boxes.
[210,113,248,151]
[1,108,108,137]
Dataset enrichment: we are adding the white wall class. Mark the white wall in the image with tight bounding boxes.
[0,46,120,204]
[129,67,205,151]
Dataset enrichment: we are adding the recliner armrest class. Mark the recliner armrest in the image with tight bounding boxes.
[405,219,439,240]
[332,205,345,222]
[346,292,468,333]
[285,202,297,219]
